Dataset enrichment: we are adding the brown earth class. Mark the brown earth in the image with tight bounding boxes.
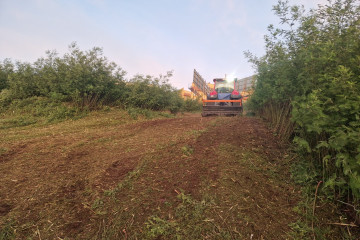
[0,111,301,239]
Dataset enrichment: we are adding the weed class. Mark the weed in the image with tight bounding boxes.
[102,106,111,112]
[158,112,173,118]
[288,220,312,239]
[92,198,107,215]
[182,99,202,112]
[103,155,151,199]
[92,198,104,210]
[0,97,87,129]
[103,189,117,198]
[0,116,37,129]
[291,158,319,187]
[145,216,178,239]
[0,221,15,240]
[289,157,359,239]
[181,145,193,157]
[143,191,229,240]
[141,109,154,119]
[187,129,207,139]
[0,147,8,156]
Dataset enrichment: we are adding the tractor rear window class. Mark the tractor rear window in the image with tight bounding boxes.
[215,80,234,93]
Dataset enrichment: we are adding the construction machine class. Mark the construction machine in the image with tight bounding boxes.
[202,77,243,117]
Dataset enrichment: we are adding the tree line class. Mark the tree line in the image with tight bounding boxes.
[247,0,360,206]
[0,42,201,119]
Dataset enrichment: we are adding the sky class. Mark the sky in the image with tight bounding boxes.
[0,0,328,89]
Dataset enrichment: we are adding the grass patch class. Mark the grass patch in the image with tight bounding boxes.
[0,147,8,156]
[99,139,298,239]
[0,116,38,129]
[288,157,359,239]
[186,129,207,139]
[103,155,151,199]
[181,145,193,157]
[0,113,310,239]
[126,107,175,120]
[0,221,15,240]
[142,191,233,240]
[138,140,291,239]
[0,104,211,239]
[0,97,87,129]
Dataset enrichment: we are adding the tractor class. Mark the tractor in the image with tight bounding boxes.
[202,77,243,117]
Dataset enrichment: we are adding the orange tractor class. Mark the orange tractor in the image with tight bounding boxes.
[202,77,243,117]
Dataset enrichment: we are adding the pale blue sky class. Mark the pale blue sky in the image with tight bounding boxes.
[0,0,327,89]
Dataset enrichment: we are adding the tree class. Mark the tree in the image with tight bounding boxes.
[247,0,360,199]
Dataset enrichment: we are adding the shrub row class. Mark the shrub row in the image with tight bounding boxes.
[247,0,360,202]
[0,43,202,118]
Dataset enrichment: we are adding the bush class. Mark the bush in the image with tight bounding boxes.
[0,43,195,127]
[0,97,87,128]
[124,72,184,113]
[246,0,360,201]
[1,42,127,109]
[182,99,202,112]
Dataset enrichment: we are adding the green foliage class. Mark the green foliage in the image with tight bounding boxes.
[0,59,13,92]
[143,192,228,240]
[0,116,37,129]
[0,97,86,128]
[126,107,154,120]
[182,98,202,112]
[181,145,193,156]
[124,72,184,113]
[0,43,197,127]
[247,0,360,202]
[0,221,15,240]
[2,43,127,109]
[145,216,179,239]
[291,158,319,187]
[288,220,312,240]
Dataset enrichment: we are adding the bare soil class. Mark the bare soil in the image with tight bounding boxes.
[0,111,301,239]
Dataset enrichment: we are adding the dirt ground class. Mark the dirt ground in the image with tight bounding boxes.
[0,111,301,239]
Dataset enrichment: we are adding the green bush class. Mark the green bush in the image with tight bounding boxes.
[124,72,184,112]
[247,0,360,201]
[0,42,127,109]
[0,43,196,127]
[0,97,87,128]
[182,98,202,112]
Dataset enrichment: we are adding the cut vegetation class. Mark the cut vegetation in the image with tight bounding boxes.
[1,110,299,239]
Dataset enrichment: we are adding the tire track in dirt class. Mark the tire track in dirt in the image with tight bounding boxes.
[191,117,299,239]
[87,116,300,239]
[0,114,300,239]
[0,114,213,239]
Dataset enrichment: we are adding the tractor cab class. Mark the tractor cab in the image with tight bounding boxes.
[202,76,243,116]
[208,78,241,100]
[214,78,234,93]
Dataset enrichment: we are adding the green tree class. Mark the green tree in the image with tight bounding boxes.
[0,59,13,91]
[125,71,183,112]
[247,0,360,200]
[4,42,127,109]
